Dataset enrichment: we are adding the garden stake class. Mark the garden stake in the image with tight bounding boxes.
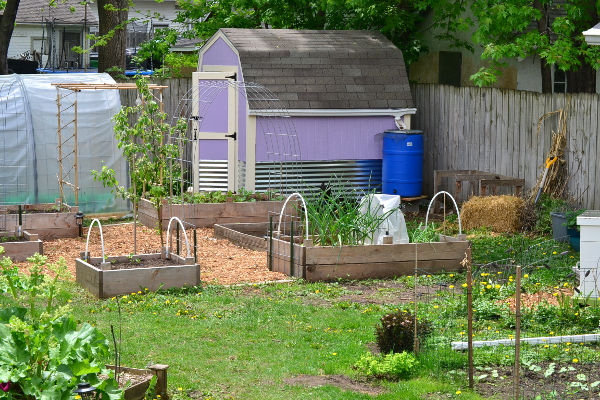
[176,222,180,256]
[269,216,273,271]
[290,219,294,277]
[193,229,197,264]
[110,325,119,388]
[18,205,22,236]
[514,266,522,400]
[467,263,473,388]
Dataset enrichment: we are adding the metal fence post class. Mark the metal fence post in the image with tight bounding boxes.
[290,219,294,277]
[514,266,522,400]
[269,216,273,271]
[467,262,474,389]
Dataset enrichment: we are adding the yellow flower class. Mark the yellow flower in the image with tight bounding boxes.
[427,275,432,278]
[460,331,465,335]
[553,293,558,296]
[573,358,579,363]
[456,390,461,395]
[138,290,142,294]
[178,388,183,391]
[332,352,337,355]
[486,285,492,289]
[123,296,128,299]
[553,251,557,255]
[316,290,319,293]
[567,342,571,345]
[462,283,468,288]
[524,274,529,278]
[549,331,554,335]
[449,285,455,289]
[75,396,82,399]
[450,274,454,277]
[495,285,500,289]
[131,292,136,295]
[544,345,549,348]
[434,305,439,309]
[564,283,568,287]
[565,348,570,352]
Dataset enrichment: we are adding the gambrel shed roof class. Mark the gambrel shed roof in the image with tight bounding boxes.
[206,28,414,109]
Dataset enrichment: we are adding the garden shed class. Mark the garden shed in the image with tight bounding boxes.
[194,28,416,193]
[0,73,127,213]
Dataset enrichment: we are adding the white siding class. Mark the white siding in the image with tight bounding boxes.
[8,25,42,58]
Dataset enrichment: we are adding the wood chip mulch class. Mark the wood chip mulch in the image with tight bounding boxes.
[21,224,286,285]
[498,288,573,312]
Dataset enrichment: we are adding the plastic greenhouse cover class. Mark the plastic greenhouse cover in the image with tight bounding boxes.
[359,194,409,245]
[0,73,128,213]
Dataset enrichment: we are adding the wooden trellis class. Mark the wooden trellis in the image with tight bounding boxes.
[52,82,167,207]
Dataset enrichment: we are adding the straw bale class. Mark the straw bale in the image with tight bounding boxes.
[461,195,525,233]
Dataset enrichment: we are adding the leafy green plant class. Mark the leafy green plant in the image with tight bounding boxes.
[564,209,585,231]
[353,351,418,379]
[0,248,122,400]
[375,310,432,354]
[92,77,187,246]
[303,179,398,246]
[408,223,440,243]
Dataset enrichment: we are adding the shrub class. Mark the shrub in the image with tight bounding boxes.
[375,310,432,354]
[354,351,418,379]
[0,249,122,400]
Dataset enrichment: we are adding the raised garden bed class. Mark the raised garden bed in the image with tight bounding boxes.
[138,197,288,229]
[1,202,79,239]
[106,364,169,400]
[0,231,43,261]
[269,234,471,281]
[214,222,471,281]
[76,252,199,298]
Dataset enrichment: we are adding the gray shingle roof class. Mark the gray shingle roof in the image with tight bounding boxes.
[219,28,413,109]
[11,0,98,25]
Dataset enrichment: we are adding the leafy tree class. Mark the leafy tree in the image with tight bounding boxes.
[173,0,473,64]
[470,0,600,93]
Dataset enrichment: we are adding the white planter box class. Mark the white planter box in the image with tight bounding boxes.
[576,211,600,298]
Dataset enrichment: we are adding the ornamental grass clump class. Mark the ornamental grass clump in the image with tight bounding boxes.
[375,310,433,354]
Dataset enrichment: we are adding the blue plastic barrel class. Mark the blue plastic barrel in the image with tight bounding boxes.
[382,130,424,197]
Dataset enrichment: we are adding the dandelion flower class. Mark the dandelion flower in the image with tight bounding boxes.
[495,285,500,289]
[434,305,439,309]
[486,285,492,289]
[450,274,454,277]
[544,345,549,348]
[550,331,554,335]
[456,390,461,395]
[573,358,579,363]
[524,274,529,278]
[449,285,455,289]
[462,283,468,288]
[553,293,558,296]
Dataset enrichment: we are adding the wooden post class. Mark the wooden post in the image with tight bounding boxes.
[193,229,197,264]
[57,88,63,210]
[382,235,393,244]
[74,91,78,206]
[414,244,419,355]
[467,263,474,388]
[148,364,169,398]
[514,266,522,400]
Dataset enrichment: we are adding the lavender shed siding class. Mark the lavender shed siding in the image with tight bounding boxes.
[255,115,396,162]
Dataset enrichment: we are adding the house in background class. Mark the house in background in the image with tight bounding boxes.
[409,5,600,93]
[5,0,97,70]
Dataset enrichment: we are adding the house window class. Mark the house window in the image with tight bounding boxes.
[554,64,566,93]
[439,51,462,87]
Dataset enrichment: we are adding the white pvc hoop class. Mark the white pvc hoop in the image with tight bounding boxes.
[165,216,191,258]
[425,191,462,235]
[85,219,105,261]
[276,192,309,240]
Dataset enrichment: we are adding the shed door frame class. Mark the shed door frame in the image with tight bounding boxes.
[192,69,238,192]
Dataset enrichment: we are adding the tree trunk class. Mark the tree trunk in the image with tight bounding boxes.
[97,0,128,75]
[533,0,552,93]
[0,0,21,75]
[566,55,597,93]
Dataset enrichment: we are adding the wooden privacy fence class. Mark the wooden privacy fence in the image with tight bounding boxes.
[115,79,600,208]
[411,83,600,209]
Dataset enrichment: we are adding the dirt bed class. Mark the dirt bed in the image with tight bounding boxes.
[20,223,286,285]
[89,257,176,270]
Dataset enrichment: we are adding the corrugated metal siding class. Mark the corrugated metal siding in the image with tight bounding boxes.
[255,159,382,195]
[198,160,228,192]
[199,159,382,194]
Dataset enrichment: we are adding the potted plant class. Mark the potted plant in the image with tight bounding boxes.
[565,209,585,251]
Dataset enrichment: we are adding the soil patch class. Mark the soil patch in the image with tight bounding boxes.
[99,371,153,388]
[284,374,385,395]
[475,362,600,399]
[498,289,573,312]
[90,258,176,270]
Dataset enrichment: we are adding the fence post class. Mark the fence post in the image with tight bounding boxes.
[467,263,473,389]
[514,266,522,400]
[193,229,197,264]
[414,245,419,356]
[176,222,180,256]
[290,219,294,277]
